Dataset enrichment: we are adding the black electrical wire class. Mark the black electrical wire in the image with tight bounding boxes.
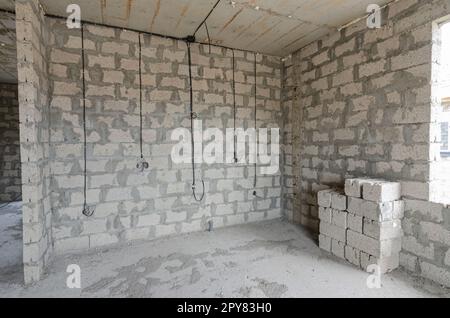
[253,53,259,197]
[81,23,94,217]
[45,12,262,57]
[193,0,221,37]
[135,33,149,173]
[187,41,205,202]
[204,22,212,54]
[139,33,143,159]
[232,49,237,163]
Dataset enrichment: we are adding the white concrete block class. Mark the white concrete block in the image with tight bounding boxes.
[345,245,361,267]
[347,230,402,258]
[345,178,382,198]
[399,252,418,272]
[347,197,365,217]
[360,252,400,274]
[317,189,333,207]
[362,181,401,202]
[348,197,404,222]
[123,228,150,241]
[348,213,363,233]
[331,239,346,259]
[319,221,347,242]
[331,191,347,210]
[331,209,348,229]
[364,200,405,222]
[90,233,119,248]
[319,207,332,223]
[377,254,400,273]
[179,219,203,234]
[54,236,89,253]
[363,219,403,240]
[319,234,332,252]
[137,214,160,227]
[402,235,435,260]
[155,224,177,237]
[360,252,371,272]
[420,261,450,287]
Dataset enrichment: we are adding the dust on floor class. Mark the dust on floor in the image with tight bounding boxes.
[0,215,448,298]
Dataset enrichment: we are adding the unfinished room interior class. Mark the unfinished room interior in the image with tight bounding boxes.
[1,0,450,299]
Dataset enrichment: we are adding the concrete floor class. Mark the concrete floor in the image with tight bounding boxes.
[0,201,23,286]
[0,203,448,298]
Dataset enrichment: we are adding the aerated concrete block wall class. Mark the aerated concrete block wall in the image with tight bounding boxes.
[287,0,450,287]
[0,83,21,202]
[16,0,53,284]
[46,19,283,253]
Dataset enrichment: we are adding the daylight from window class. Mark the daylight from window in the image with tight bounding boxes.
[439,22,450,158]
[433,20,450,204]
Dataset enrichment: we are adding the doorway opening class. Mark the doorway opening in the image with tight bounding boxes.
[0,10,23,284]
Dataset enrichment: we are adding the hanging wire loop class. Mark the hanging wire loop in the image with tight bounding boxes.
[136,32,150,173]
[232,49,238,163]
[187,41,205,202]
[253,53,260,198]
[81,22,95,217]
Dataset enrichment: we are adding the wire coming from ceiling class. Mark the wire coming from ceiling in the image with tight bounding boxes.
[204,22,212,54]
[187,40,205,202]
[138,33,143,159]
[252,53,261,199]
[136,32,150,173]
[192,0,221,54]
[193,0,222,37]
[232,49,238,163]
[80,22,95,217]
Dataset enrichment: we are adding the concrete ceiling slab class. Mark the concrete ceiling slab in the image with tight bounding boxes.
[2,0,392,56]
[0,11,17,83]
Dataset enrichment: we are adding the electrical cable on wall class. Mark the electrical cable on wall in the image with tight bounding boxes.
[205,22,212,54]
[252,53,260,198]
[45,7,262,61]
[192,0,220,55]
[81,23,95,217]
[193,0,221,38]
[232,49,238,163]
[182,0,221,203]
[136,32,150,173]
[187,40,205,202]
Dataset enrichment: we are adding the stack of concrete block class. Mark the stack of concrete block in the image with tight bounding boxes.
[318,178,404,274]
